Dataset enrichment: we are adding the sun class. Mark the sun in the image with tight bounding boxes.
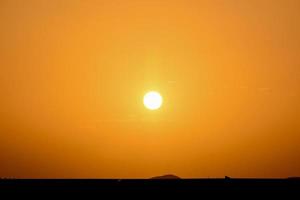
[143,91,163,110]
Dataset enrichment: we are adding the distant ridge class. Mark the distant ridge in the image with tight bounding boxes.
[150,174,181,179]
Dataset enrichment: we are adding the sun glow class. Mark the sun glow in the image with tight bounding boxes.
[143,91,163,110]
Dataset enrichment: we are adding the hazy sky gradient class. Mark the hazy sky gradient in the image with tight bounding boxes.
[0,0,299,178]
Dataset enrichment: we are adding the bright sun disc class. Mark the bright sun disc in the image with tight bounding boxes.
[143,91,163,110]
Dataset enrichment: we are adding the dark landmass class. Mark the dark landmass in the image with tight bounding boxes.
[1,177,300,196]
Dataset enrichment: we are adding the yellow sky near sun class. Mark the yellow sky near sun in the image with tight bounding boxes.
[0,0,300,178]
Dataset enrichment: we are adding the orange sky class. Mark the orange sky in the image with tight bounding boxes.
[0,0,300,178]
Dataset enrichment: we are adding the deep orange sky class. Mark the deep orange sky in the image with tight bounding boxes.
[0,0,300,178]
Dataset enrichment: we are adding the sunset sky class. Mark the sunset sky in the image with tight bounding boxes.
[0,0,299,178]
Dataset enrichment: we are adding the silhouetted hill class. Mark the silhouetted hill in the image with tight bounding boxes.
[150,174,181,179]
